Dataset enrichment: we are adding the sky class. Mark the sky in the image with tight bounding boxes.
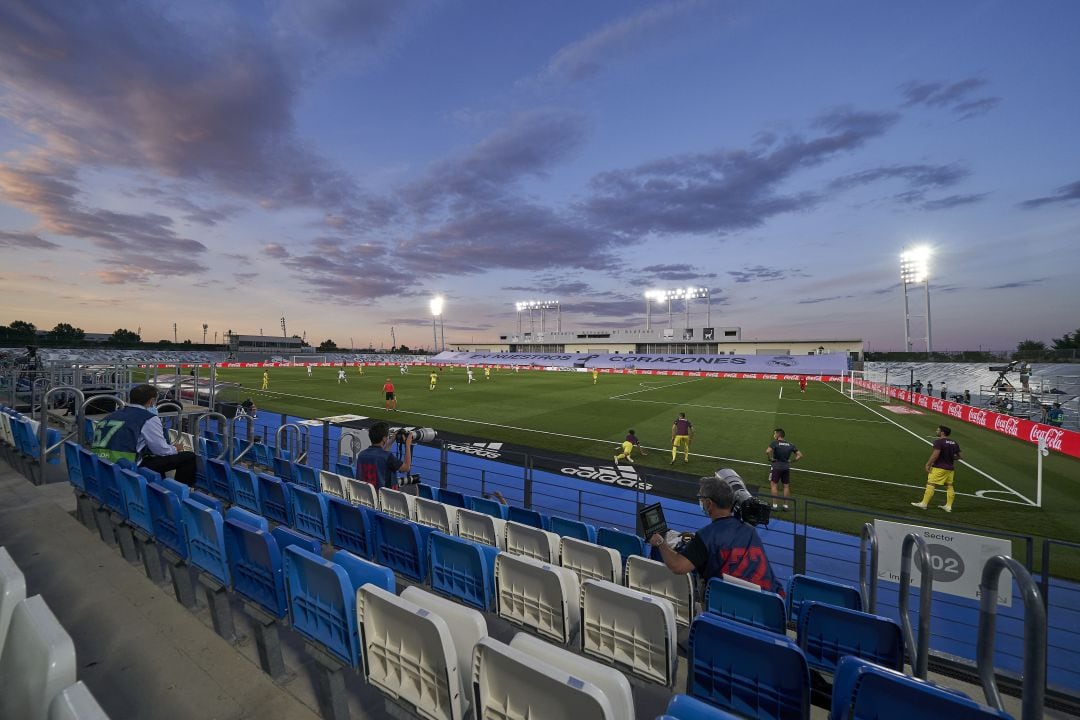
[1,0,1078,352]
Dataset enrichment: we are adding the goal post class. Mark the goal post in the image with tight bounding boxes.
[844,369,891,403]
[292,355,327,364]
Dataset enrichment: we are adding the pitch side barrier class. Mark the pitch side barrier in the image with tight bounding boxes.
[851,376,1080,459]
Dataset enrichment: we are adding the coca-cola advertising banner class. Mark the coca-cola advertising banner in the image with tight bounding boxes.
[853,379,1080,459]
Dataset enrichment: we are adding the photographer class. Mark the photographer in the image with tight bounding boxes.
[355,421,412,491]
[649,474,782,594]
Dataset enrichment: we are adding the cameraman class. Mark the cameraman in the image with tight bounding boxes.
[649,474,782,594]
[355,421,412,490]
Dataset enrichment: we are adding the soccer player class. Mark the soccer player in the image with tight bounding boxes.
[626,428,647,456]
[484,366,491,380]
[429,370,438,391]
[337,368,347,384]
[307,364,312,377]
[467,368,475,384]
[261,370,269,390]
[766,428,803,511]
[671,412,694,464]
[400,364,408,376]
[357,364,365,376]
[799,376,807,393]
[592,368,599,385]
[615,429,644,464]
[912,425,962,512]
[383,378,397,411]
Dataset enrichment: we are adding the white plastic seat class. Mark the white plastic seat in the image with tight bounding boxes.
[358,584,483,720]
[319,470,347,499]
[455,508,506,549]
[495,553,579,644]
[346,478,378,508]
[0,413,15,446]
[504,521,561,563]
[48,681,110,720]
[414,497,460,534]
[471,634,634,720]
[0,596,77,720]
[378,487,416,520]
[560,537,623,585]
[580,579,677,686]
[625,554,696,628]
[1,546,27,656]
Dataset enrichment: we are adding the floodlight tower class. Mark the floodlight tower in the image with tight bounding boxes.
[900,246,933,354]
[515,300,560,342]
[646,287,710,330]
[430,296,444,352]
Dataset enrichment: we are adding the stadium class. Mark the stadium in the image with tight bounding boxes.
[3,3,1080,720]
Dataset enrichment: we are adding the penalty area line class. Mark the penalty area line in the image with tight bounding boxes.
[607,378,701,400]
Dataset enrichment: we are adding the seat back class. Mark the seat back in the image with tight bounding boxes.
[401,586,487,707]
[507,505,547,530]
[0,596,77,720]
[78,449,102,502]
[272,456,294,482]
[334,461,355,478]
[181,499,229,585]
[687,613,809,720]
[428,532,499,611]
[625,555,696,628]
[664,694,744,719]
[786,574,862,624]
[831,656,1010,720]
[580,579,677,686]
[283,546,359,667]
[229,466,261,514]
[116,469,152,535]
[358,585,473,720]
[435,488,465,508]
[455,508,505,549]
[704,577,786,635]
[319,470,347,499]
[292,463,319,492]
[0,547,27,656]
[289,485,330,542]
[225,506,268,532]
[47,680,110,720]
[224,519,287,618]
[560,537,622,585]
[378,487,415,520]
[415,497,459,534]
[327,497,374,559]
[472,636,624,720]
[596,527,646,568]
[257,473,293,526]
[96,460,124,515]
[372,513,431,582]
[345,478,378,508]
[205,458,235,503]
[504,521,560,563]
[550,516,597,543]
[465,495,508,520]
[62,442,84,491]
[146,482,188,558]
[797,601,904,674]
[495,553,580,645]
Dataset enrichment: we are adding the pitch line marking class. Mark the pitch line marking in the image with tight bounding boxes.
[247,387,1023,506]
[614,397,892,425]
[607,378,701,400]
[822,381,1035,506]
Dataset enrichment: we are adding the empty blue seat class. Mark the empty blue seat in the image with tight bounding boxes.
[224,518,294,618]
[116,468,153,534]
[273,526,321,556]
[687,613,810,720]
[289,485,330,542]
[78,449,103,503]
[203,438,224,459]
[428,531,500,611]
[188,490,223,515]
[137,466,162,484]
[181,499,229,585]
[371,513,431,582]
[272,456,294,482]
[251,442,273,468]
[226,506,269,532]
[507,505,547,530]
[334,460,355,478]
[292,463,319,492]
[257,473,293,526]
[417,483,434,499]
[435,487,465,508]
[331,549,395,595]
[205,459,236,503]
[283,545,359,667]
[797,601,904,674]
[664,694,743,719]
[786,574,862,624]
[550,516,596,542]
[101,462,128,517]
[704,577,786,635]
[466,495,509,520]
[597,527,646,568]
[831,656,1010,720]
[63,441,84,491]
[327,497,374,559]
[230,465,261,514]
[147,481,189,558]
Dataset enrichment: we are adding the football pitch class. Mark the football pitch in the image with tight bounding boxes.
[210,365,1080,555]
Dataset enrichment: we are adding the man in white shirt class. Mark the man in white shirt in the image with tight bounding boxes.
[91,384,197,485]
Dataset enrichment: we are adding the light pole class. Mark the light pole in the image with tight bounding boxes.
[646,288,710,332]
[515,300,559,343]
[202,323,208,344]
[900,246,933,355]
[430,296,444,353]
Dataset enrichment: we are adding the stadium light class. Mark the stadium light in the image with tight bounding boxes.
[514,299,560,341]
[645,287,710,331]
[900,246,933,354]
[430,296,444,352]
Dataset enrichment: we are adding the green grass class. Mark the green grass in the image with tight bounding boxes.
[200,365,1080,572]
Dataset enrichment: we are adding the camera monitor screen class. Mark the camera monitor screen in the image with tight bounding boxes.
[638,502,668,540]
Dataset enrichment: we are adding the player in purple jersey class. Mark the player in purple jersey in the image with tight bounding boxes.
[912,425,962,512]
[671,412,694,464]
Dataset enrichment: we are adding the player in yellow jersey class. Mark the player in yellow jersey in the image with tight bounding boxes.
[484,366,491,380]
[261,370,270,390]
[357,364,364,376]
[429,371,438,391]
[592,368,599,384]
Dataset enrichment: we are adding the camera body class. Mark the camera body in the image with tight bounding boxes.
[714,468,771,527]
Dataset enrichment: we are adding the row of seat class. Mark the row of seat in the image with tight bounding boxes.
[0,546,110,719]
[1,404,63,484]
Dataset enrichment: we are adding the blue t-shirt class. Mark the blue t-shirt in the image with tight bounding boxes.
[355,444,403,490]
[680,515,781,594]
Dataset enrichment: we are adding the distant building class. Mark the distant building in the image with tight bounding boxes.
[227,334,305,354]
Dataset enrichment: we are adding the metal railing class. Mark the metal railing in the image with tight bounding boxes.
[859,522,878,613]
[898,533,934,679]
[275,422,309,465]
